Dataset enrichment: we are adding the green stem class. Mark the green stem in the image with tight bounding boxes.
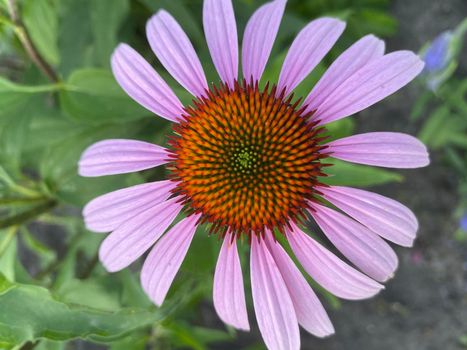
[0,199,57,229]
[8,83,65,94]
[78,253,99,279]
[6,0,60,83]
[0,166,42,198]
[0,197,46,206]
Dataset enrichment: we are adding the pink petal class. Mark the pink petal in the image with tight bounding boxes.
[111,44,184,123]
[79,139,169,177]
[250,237,300,350]
[278,18,346,96]
[309,203,398,282]
[264,233,334,337]
[242,0,286,83]
[203,0,238,87]
[146,10,208,97]
[303,35,385,114]
[99,197,182,273]
[318,185,418,247]
[213,233,249,331]
[315,51,425,125]
[325,132,430,168]
[141,214,200,306]
[83,180,176,233]
[287,222,383,300]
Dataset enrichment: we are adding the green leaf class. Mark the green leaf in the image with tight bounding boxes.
[57,277,123,312]
[57,0,93,76]
[37,120,144,205]
[351,9,398,37]
[166,323,232,350]
[418,105,463,149]
[0,77,61,94]
[110,333,148,350]
[0,108,31,171]
[0,77,32,118]
[0,78,61,128]
[36,340,65,350]
[0,231,17,282]
[21,108,82,154]
[323,118,356,141]
[91,0,129,67]
[60,69,149,124]
[22,0,60,66]
[0,273,166,348]
[321,159,403,187]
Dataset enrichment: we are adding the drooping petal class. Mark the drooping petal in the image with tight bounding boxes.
[242,0,287,83]
[287,222,383,300]
[213,233,249,331]
[83,180,176,233]
[203,0,238,87]
[318,185,418,247]
[303,35,385,114]
[111,44,184,123]
[309,203,398,282]
[99,197,182,273]
[325,132,430,168]
[250,237,300,350]
[146,10,208,97]
[79,139,169,177]
[278,18,345,95]
[315,51,425,125]
[264,234,334,337]
[141,214,200,306]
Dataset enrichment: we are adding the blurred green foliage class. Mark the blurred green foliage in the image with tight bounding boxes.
[0,0,406,349]
[412,18,467,243]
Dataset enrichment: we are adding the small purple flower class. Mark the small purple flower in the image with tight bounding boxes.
[460,214,467,232]
[423,31,452,73]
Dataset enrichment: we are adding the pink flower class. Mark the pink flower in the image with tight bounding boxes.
[79,1,429,349]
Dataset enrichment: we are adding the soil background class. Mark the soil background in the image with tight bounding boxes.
[222,0,467,349]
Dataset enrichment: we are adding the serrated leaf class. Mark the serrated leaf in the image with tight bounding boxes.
[0,273,166,348]
[57,277,123,312]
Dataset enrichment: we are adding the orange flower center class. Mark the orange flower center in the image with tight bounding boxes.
[169,81,327,238]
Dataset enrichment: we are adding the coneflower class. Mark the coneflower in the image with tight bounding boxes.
[79,1,429,349]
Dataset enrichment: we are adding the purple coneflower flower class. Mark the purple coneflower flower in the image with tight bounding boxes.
[79,1,429,348]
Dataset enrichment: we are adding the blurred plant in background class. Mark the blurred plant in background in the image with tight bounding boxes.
[0,0,440,349]
[413,18,467,243]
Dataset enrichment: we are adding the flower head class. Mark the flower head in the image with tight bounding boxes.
[423,31,452,73]
[460,213,467,232]
[420,18,467,91]
[79,1,429,349]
